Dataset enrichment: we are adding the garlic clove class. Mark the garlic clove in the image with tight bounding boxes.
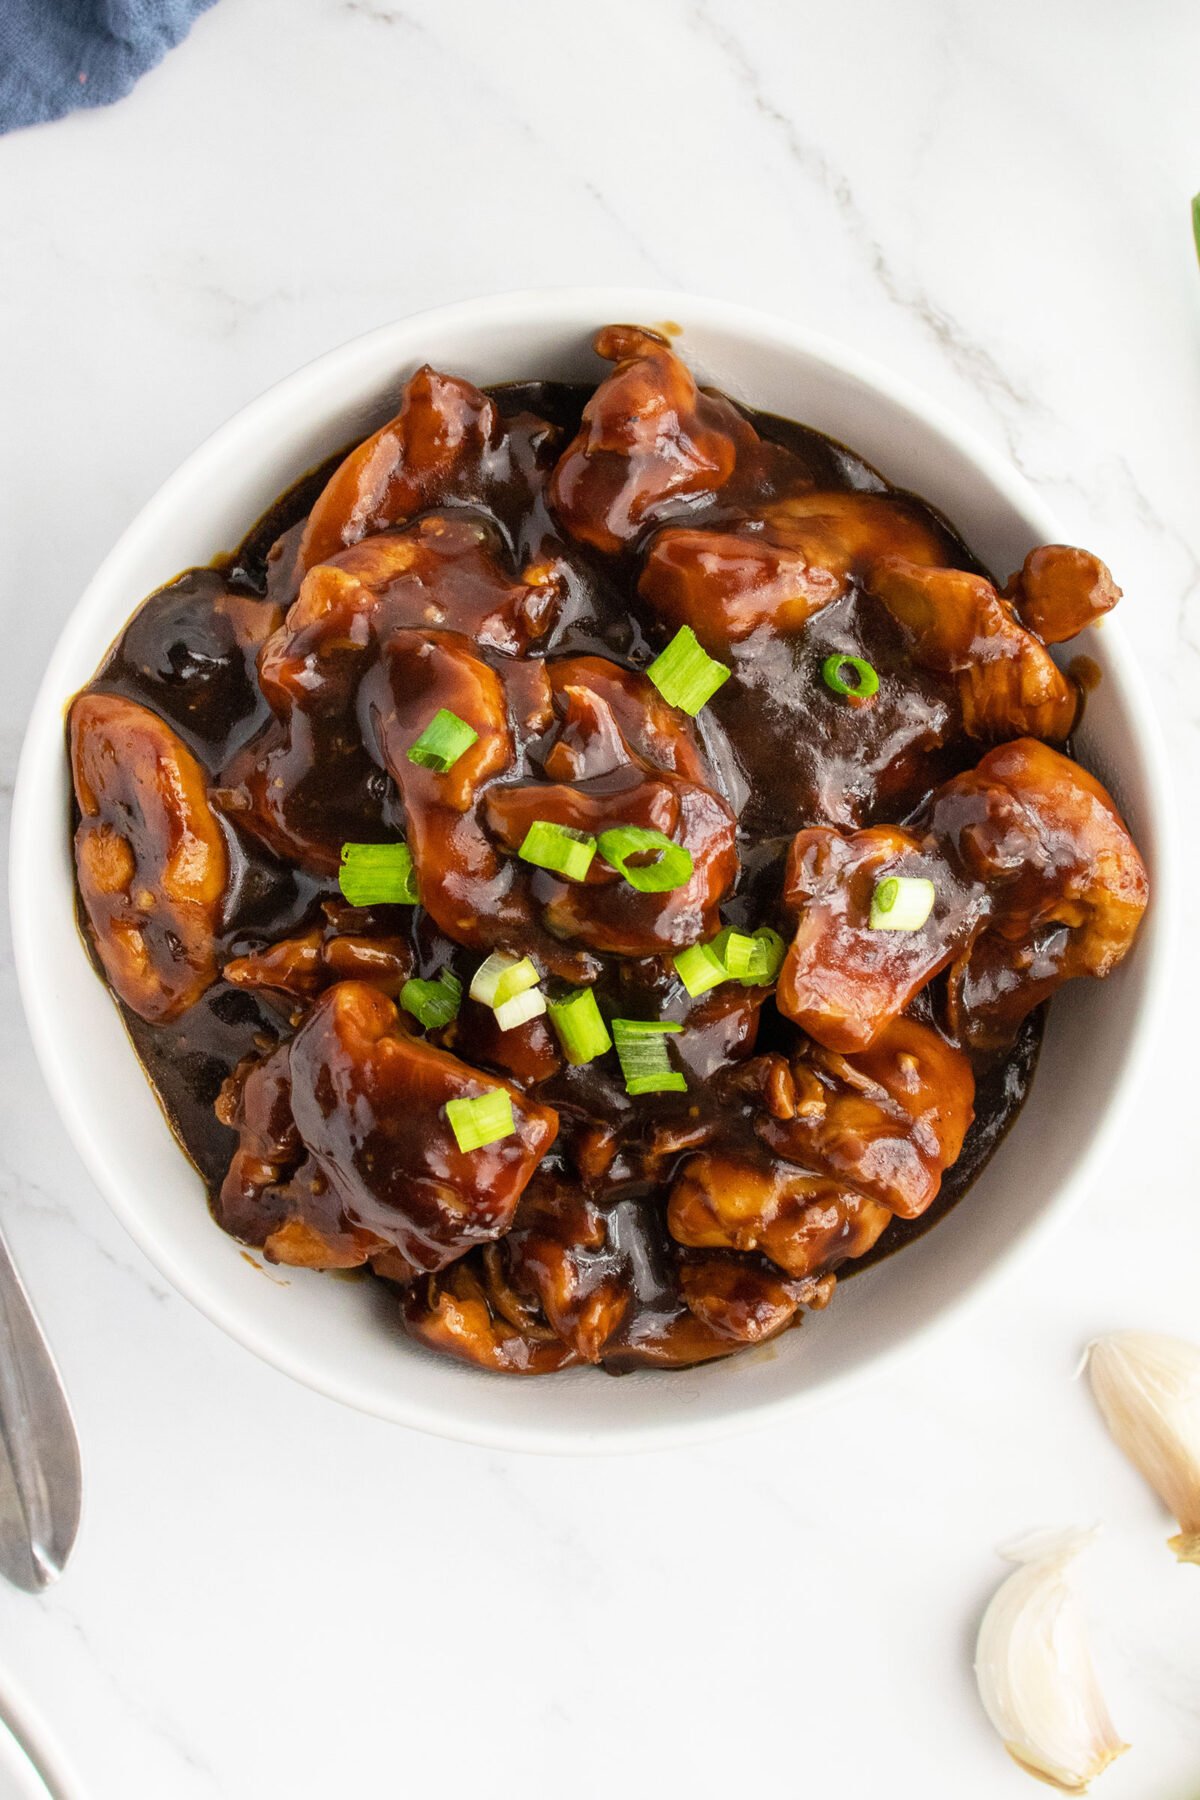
[975,1528,1128,1793]
[1086,1330,1200,1564]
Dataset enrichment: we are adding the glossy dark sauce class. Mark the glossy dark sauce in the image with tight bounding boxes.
[76,380,1043,1358]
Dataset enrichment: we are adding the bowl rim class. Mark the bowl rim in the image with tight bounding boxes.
[11,285,1180,1453]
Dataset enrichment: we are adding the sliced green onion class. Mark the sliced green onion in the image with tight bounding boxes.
[547,988,612,1066]
[675,924,787,997]
[493,987,548,1032]
[598,826,694,894]
[869,875,936,931]
[406,708,478,773]
[742,926,786,984]
[623,1069,688,1095]
[338,841,418,907]
[673,942,727,998]
[445,1088,514,1153]
[399,969,462,1031]
[623,1072,687,1095]
[518,820,596,882]
[612,1019,687,1095]
[695,925,785,988]
[646,626,731,715]
[715,928,758,981]
[469,951,540,1010]
[821,653,879,701]
[713,925,787,985]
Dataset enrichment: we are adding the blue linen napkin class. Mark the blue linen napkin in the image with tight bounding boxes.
[0,0,219,135]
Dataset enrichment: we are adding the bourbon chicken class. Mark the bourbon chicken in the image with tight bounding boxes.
[68,325,1149,1377]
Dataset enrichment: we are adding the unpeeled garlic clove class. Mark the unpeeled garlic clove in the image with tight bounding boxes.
[1086,1330,1200,1564]
[975,1528,1128,1793]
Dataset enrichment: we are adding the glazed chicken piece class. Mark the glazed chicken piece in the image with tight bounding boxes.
[222,514,560,875]
[358,629,590,974]
[549,325,759,553]
[503,1178,630,1363]
[223,904,413,1002]
[219,705,388,877]
[70,693,228,1023]
[944,929,1067,1052]
[931,740,1149,968]
[777,823,978,1053]
[778,738,1149,1052]
[762,488,954,573]
[666,1018,970,1291]
[220,979,563,1275]
[940,738,1150,1048]
[638,526,843,650]
[639,491,950,651]
[668,1151,892,1279]
[1005,544,1121,644]
[365,627,517,814]
[755,1017,975,1220]
[446,1003,563,1086]
[678,1255,813,1344]
[402,1257,579,1375]
[670,982,766,1083]
[403,1183,760,1373]
[296,366,506,575]
[505,1173,815,1372]
[264,511,558,713]
[361,631,736,966]
[215,1041,395,1269]
[604,1264,809,1370]
[636,491,961,836]
[483,657,738,955]
[867,556,1079,741]
[285,981,558,1272]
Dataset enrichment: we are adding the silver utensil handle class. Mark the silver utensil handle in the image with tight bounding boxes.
[0,1229,81,1590]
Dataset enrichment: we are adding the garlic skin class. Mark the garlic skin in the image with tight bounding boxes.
[1086,1330,1200,1563]
[975,1529,1128,1792]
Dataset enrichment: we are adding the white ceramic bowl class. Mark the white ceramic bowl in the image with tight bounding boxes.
[11,288,1176,1453]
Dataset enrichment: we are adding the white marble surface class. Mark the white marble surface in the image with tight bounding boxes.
[1,1,1199,1794]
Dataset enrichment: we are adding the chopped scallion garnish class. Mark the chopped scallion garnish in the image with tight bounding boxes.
[406,709,478,773]
[672,942,728,998]
[742,925,786,984]
[821,653,880,702]
[469,952,540,1010]
[518,820,597,882]
[399,969,462,1031]
[547,988,612,1065]
[493,987,548,1032]
[597,826,694,894]
[714,928,758,981]
[338,841,418,907]
[445,1088,515,1153]
[612,1019,687,1095]
[646,626,731,715]
[675,924,787,997]
[713,925,787,986]
[869,875,936,932]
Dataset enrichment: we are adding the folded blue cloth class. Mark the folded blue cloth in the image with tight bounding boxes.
[0,0,219,135]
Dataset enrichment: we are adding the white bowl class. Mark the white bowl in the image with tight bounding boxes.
[11,288,1177,1453]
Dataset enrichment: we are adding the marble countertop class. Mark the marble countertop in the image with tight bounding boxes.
[2,2,1199,1794]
